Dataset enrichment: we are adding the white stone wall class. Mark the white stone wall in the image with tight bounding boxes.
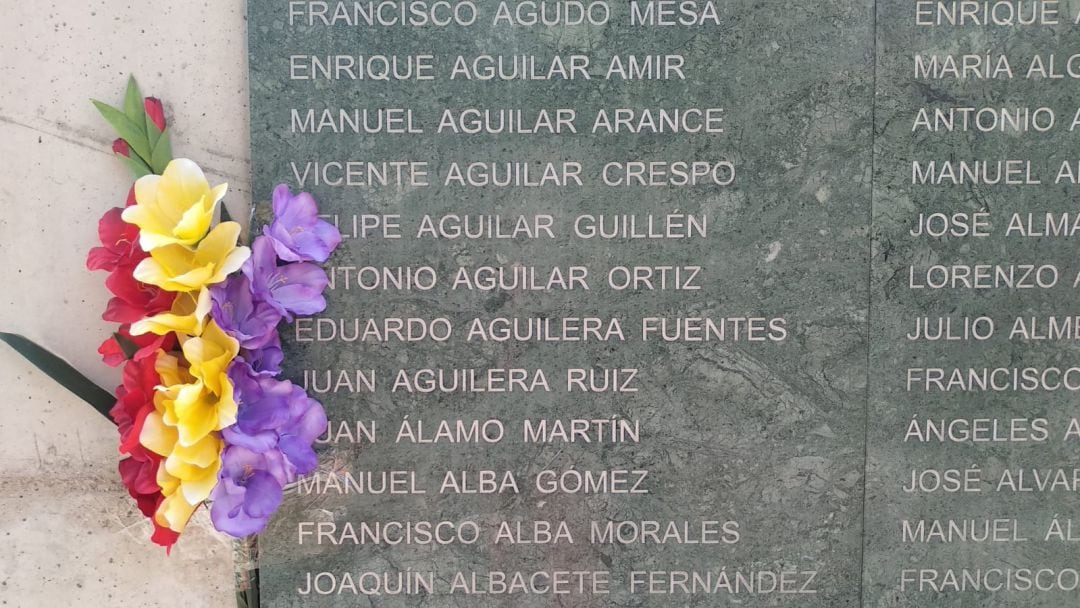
[0,2,252,605]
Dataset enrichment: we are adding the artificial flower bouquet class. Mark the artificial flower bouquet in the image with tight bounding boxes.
[85,77,341,550]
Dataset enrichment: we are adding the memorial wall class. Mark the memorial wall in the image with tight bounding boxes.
[866,1,1080,606]
[246,1,1080,605]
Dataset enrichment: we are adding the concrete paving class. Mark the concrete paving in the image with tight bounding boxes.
[0,1,252,605]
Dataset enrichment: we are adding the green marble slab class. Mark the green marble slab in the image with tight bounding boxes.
[247,1,873,605]
[864,1,1080,606]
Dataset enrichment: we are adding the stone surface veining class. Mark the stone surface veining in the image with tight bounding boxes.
[248,1,874,605]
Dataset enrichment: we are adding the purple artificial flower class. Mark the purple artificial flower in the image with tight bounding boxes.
[210,446,286,537]
[224,361,328,477]
[210,274,282,350]
[243,236,329,321]
[264,184,341,263]
[239,331,283,376]
[276,390,327,475]
[224,362,293,453]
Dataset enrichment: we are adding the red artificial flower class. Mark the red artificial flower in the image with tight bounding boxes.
[125,185,136,207]
[102,268,175,324]
[109,355,160,453]
[144,97,166,132]
[112,356,180,551]
[119,451,161,495]
[98,325,175,368]
[150,505,182,550]
[119,456,180,551]
[112,138,131,158]
[86,207,143,273]
[89,199,174,324]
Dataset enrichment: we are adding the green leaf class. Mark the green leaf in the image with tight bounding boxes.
[236,584,259,608]
[123,76,147,130]
[149,128,173,174]
[234,536,260,608]
[112,332,140,360]
[0,333,115,421]
[93,100,152,165]
[220,202,234,224]
[145,111,161,152]
[117,153,153,179]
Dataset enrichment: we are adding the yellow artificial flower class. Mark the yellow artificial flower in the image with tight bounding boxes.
[182,320,240,397]
[141,410,223,533]
[149,324,238,447]
[156,460,181,498]
[161,379,236,447]
[122,158,228,251]
[155,352,191,388]
[166,436,223,504]
[140,410,177,458]
[131,288,211,337]
[154,464,195,533]
[142,359,228,535]
[154,462,205,534]
[156,493,200,534]
[133,222,250,293]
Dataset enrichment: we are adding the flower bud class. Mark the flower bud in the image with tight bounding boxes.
[112,138,131,158]
[144,97,166,132]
